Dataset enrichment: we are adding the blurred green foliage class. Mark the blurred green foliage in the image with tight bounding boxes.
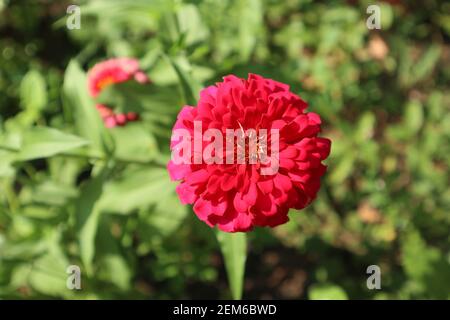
[0,0,449,299]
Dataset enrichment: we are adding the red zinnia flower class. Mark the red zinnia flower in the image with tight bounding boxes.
[167,74,331,232]
[87,58,148,128]
[87,58,149,97]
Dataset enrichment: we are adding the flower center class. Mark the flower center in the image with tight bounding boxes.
[97,76,115,91]
[233,121,268,164]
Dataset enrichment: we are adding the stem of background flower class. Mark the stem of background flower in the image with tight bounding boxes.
[75,41,100,65]
[216,230,247,300]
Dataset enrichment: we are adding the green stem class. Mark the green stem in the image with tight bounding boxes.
[216,230,247,300]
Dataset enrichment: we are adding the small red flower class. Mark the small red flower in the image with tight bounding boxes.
[87,58,149,97]
[114,113,127,126]
[87,58,149,128]
[95,104,114,118]
[167,74,331,232]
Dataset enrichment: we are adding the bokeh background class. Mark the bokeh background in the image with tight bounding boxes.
[0,0,449,299]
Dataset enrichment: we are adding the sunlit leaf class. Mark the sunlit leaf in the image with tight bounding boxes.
[98,167,171,214]
[309,284,348,300]
[20,70,47,110]
[75,165,110,275]
[16,127,88,161]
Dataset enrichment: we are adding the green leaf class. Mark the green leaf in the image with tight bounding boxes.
[21,205,60,220]
[96,219,132,291]
[165,55,201,106]
[0,239,47,260]
[28,248,69,297]
[401,228,450,298]
[19,70,47,125]
[81,0,167,32]
[63,60,114,155]
[412,45,441,83]
[237,0,263,61]
[16,127,89,161]
[329,153,355,185]
[109,123,159,162]
[28,181,78,206]
[27,232,73,298]
[216,231,247,300]
[98,167,171,214]
[75,165,110,275]
[355,112,376,143]
[139,190,187,238]
[0,150,16,177]
[404,100,424,135]
[99,253,131,291]
[379,3,394,30]
[177,4,209,46]
[309,284,348,300]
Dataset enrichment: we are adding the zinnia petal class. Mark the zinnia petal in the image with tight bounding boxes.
[168,74,331,232]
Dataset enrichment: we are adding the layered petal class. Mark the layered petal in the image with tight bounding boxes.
[168,74,331,232]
